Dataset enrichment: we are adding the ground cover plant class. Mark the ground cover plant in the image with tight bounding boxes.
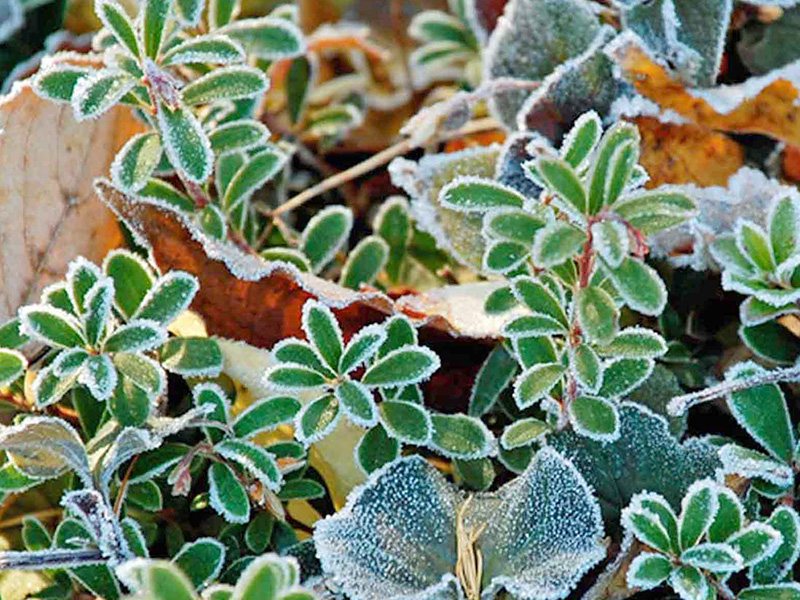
[0,0,800,598]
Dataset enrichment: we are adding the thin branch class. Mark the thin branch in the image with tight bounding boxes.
[0,508,62,530]
[667,364,800,416]
[0,549,103,570]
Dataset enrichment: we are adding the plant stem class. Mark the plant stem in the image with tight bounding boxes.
[113,456,139,516]
[0,508,62,530]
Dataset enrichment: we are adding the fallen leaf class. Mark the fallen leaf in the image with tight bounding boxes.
[633,116,745,187]
[0,65,142,320]
[609,33,800,145]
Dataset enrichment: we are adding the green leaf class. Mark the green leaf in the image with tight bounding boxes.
[287,56,311,124]
[103,250,154,319]
[361,347,440,387]
[569,395,619,441]
[300,205,353,273]
[591,220,629,269]
[626,552,672,590]
[126,480,163,511]
[0,349,26,387]
[429,413,493,459]
[296,394,339,445]
[245,513,274,554]
[339,324,385,375]
[139,178,194,212]
[136,562,196,600]
[129,443,190,483]
[111,132,162,194]
[301,300,343,372]
[622,496,674,554]
[679,480,718,551]
[453,458,495,492]
[216,439,281,491]
[103,320,166,353]
[197,204,227,240]
[157,102,214,184]
[379,400,431,444]
[109,373,151,426]
[482,207,546,244]
[160,337,223,377]
[561,111,601,170]
[0,317,29,349]
[209,0,238,28]
[576,285,619,344]
[305,104,362,138]
[209,119,268,154]
[173,538,226,589]
[19,306,84,348]
[439,177,524,212]
[340,236,389,289]
[599,327,667,359]
[607,258,667,316]
[142,0,170,58]
[485,285,517,314]
[681,542,743,573]
[264,365,326,390]
[134,271,199,326]
[512,276,569,328]
[483,239,529,273]
[570,344,603,393]
[278,479,326,500]
[162,34,245,66]
[260,247,310,272]
[613,191,698,234]
[95,0,140,57]
[233,395,300,439]
[182,66,268,106]
[532,221,587,267]
[536,157,587,213]
[355,425,400,474]
[769,195,800,265]
[468,343,519,416]
[726,362,796,463]
[272,338,335,378]
[513,362,565,409]
[727,523,782,567]
[739,584,800,600]
[72,69,135,120]
[707,487,743,544]
[737,221,776,272]
[718,444,794,488]
[21,516,51,551]
[33,65,90,102]
[113,353,164,399]
[751,506,800,584]
[668,565,707,600]
[335,380,377,428]
[220,17,305,60]
[501,417,550,450]
[587,122,640,214]
[209,462,250,523]
[175,0,202,25]
[604,141,638,206]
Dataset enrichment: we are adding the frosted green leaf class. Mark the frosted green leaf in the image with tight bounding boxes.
[215,439,281,491]
[53,519,120,599]
[157,102,214,184]
[193,382,230,443]
[0,348,26,387]
[223,146,287,211]
[22,516,52,552]
[737,221,776,273]
[501,417,549,450]
[305,104,363,138]
[429,413,494,459]
[209,462,250,523]
[260,247,310,272]
[612,191,697,230]
[482,207,546,244]
[339,324,385,375]
[335,380,377,428]
[599,326,667,359]
[725,362,796,463]
[53,348,89,377]
[162,35,245,66]
[103,250,155,319]
[502,314,566,338]
[361,347,440,388]
[139,179,194,212]
[111,132,162,194]
[356,425,400,475]
[485,285,517,314]
[219,17,305,59]
[468,343,518,417]
[668,565,707,600]
[173,538,226,589]
[484,239,529,273]
[576,285,619,344]
[607,258,667,316]
[208,0,238,29]
[513,362,565,409]
[718,444,794,487]
[208,119,268,153]
[263,365,326,390]
[681,542,743,573]
[587,122,640,214]
[245,513,274,554]
[604,141,638,207]
[569,394,619,442]
[626,552,671,590]
[295,394,339,445]
[622,496,673,554]
[175,0,202,25]
[536,157,587,213]
[0,462,42,492]
[340,236,389,290]
[109,373,150,426]
[315,448,605,600]
[113,353,164,400]
[279,479,325,500]
[72,69,135,121]
[182,67,269,106]
[376,317,418,357]
[727,523,782,567]
[160,337,223,377]
[0,317,29,349]
[232,395,300,439]
[570,345,603,394]
[300,205,353,273]
[272,339,335,378]
[301,300,343,372]
[591,220,629,269]
[128,443,190,483]
[41,282,74,313]
[142,0,170,58]
[94,0,140,58]
[33,364,79,407]
[33,65,91,102]
[708,487,743,544]
[126,480,162,511]
[512,276,568,327]
[739,584,800,600]
[83,354,118,401]
[197,204,227,240]
[751,506,800,584]
[769,195,800,265]
[379,400,431,444]
[103,320,166,353]
[287,56,311,124]
[19,305,85,348]
[561,111,602,170]
[439,177,524,212]
[679,480,718,551]
[67,257,102,314]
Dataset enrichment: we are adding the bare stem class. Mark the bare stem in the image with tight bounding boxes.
[0,549,103,570]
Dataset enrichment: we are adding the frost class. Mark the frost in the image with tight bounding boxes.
[609,93,690,125]
[495,132,545,197]
[78,353,117,401]
[718,444,794,487]
[61,489,131,565]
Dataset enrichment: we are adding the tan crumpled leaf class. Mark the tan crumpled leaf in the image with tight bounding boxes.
[610,34,800,146]
[0,74,142,320]
[633,117,744,188]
